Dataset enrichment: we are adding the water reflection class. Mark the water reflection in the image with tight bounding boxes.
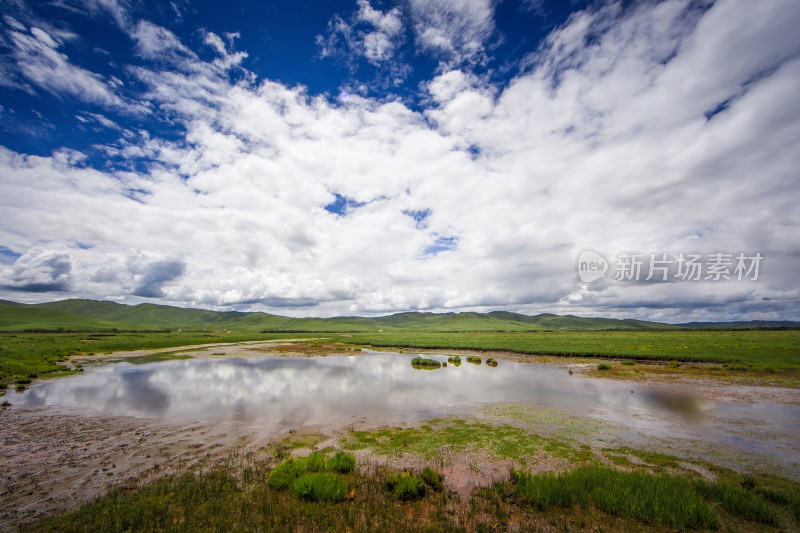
[8,351,800,465]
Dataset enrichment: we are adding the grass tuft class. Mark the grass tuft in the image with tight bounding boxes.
[326,451,356,474]
[267,459,299,490]
[291,473,348,503]
[421,467,443,491]
[596,363,612,370]
[467,355,481,365]
[387,472,426,501]
[486,357,498,367]
[411,357,441,368]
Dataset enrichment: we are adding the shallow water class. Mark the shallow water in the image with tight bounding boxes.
[9,350,800,469]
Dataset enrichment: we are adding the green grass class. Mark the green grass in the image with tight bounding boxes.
[3,329,799,390]
[386,472,426,501]
[345,330,800,371]
[26,466,457,532]
[420,467,443,491]
[27,458,800,532]
[466,355,481,364]
[596,362,612,370]
[326,451,356,474]
[344,419,571,463]
[0,331,311,383]
[486,357,498,367]
[410,356,441,368]
[447,355,461,365]
[266,459,300,491]
[268,451,353,493]
[291,473,348,503]
[513,466,719,529]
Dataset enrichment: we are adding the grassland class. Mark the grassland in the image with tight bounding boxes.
[0,331,313,385]
[343,330,800,371]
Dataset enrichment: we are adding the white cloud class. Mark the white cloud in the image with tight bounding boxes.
[1,0,799,321]
[408,0,495,67]
[317,0,406,85]
[131,20,194,61]
[7,26,123,107]
[0,248,73,292]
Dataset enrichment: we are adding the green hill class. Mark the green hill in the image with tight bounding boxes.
[0,300,128,331]
[10,299,800,333]
[0,298,688,332]
[4,297,792,333]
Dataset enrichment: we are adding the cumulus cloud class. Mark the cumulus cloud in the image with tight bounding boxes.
[131,259,186,298]
[0,0,799,321]
[0,249,72,292]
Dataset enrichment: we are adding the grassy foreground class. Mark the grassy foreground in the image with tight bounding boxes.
[25,450,800,532]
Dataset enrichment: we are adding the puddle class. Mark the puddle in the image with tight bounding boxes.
[7,350,800,471]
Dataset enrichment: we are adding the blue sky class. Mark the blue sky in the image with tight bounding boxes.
[1,0,799,322]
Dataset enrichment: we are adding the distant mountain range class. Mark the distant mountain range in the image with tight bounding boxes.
[0,299,797,332]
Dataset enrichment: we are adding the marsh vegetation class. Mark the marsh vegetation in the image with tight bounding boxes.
[410,356,441,369]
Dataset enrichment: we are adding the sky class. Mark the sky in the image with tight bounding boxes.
[0,0,799,322]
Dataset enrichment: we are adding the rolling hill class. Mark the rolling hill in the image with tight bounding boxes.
[0,299,797,332]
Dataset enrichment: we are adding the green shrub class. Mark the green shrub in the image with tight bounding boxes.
[292,473,348,503]
[596,363,612,370]
[421,467,443,491]
[486,358,498,367]
[411,357,441,368]
[467,356,481,365]
[15,377,32,385]
[327,452,356,474]
[387,473,426,501]
[447,355,461,364]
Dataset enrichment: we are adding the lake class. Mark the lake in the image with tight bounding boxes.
[8,350,800,471]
